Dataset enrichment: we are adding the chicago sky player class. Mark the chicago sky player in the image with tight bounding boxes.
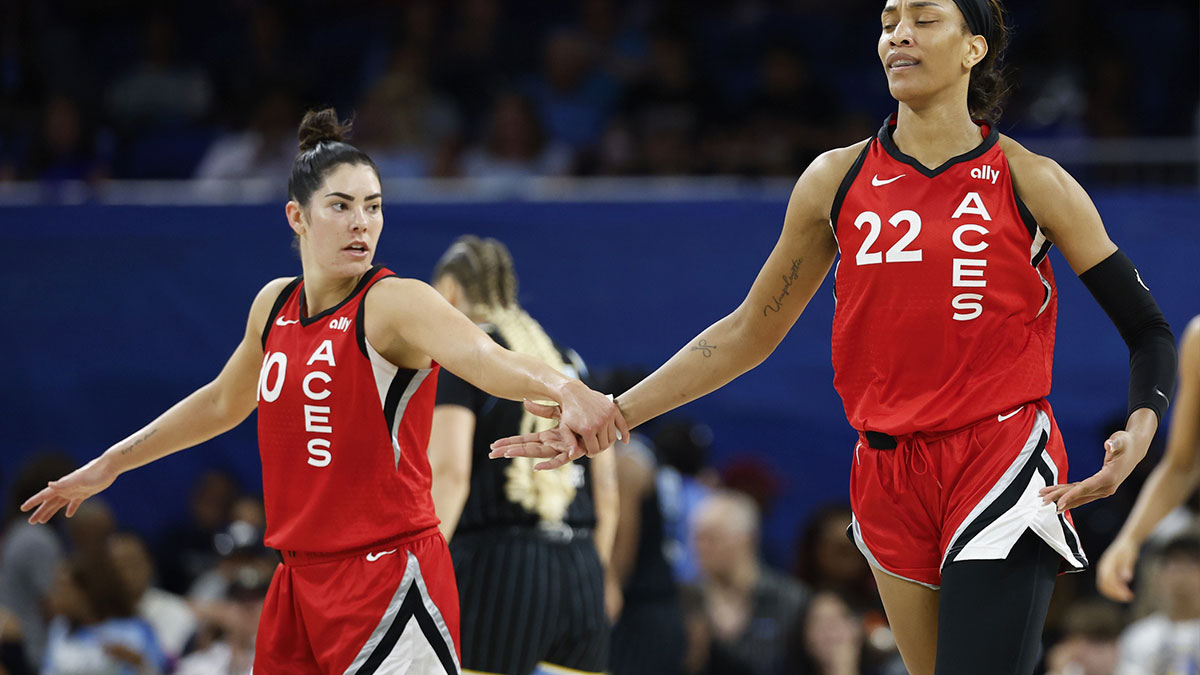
[492,1,1177,673]
[21,109,626,674]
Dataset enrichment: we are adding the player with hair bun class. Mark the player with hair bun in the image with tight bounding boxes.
[22,108,626,674]
[493,2,1177,673]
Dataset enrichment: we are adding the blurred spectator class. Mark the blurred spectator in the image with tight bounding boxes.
[0,452,74,671]
[1045,598,1124,675]
[188,516,275,606]
[104,14,212,128]
[64,501,115,561]
[355,48,461,179]
[0,605,31,675]
[43,553,166,675]
[19,96,110,182]
[458,92,573,179]
[192,91,297,181]
[689,489,808,675]
[522,28,619,151]
[108,532,197,664]
[175,572,267,675]
[608,30,712,175]
[794,591,871,675]
[655,418,719,585]
[793,503,879,613]
[156,470,237,595]
[1116,534,1200,674]
[434,0,507,132]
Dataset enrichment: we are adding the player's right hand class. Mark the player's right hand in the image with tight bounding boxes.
[21,457,117,524]
[1096,535,1139,602]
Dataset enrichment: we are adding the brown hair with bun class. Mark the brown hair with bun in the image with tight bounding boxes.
[288,108,379,206]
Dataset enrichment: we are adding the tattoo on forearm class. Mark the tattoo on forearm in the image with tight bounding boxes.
[762,258,804,316]
[121,429,158,455]
[691,339,717,358]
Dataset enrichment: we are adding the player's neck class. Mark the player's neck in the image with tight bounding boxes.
[302,269,363,317]
[892,100,982,170]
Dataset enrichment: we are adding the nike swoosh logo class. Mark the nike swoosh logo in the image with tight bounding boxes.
[997,406,1024,422]
[275,317,299,326]
[1154,388,1169,402]
[871,174,905,186]
[1135,270,1149,291]
[365,549,397,562]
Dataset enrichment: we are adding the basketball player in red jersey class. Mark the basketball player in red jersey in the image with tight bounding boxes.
[1094,315,1200,603]
[21,109,626,674]
[492,1,1177,673]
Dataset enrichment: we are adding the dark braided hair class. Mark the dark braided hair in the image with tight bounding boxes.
[965,0,1012,122]
[288,108,380,206]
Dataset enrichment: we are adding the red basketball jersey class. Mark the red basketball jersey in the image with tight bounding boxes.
[257,266,441,552]
[830,116,1056,435]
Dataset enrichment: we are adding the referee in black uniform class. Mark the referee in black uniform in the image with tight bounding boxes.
[428,236,617,675]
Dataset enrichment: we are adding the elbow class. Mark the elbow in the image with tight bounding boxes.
[728,305,784,368]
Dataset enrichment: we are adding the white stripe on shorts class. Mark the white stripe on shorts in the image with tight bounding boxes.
[344,552,461,674]
[941,410,1087,570]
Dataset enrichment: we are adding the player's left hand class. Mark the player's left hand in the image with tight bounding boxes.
[489,415,581,471]
[1039,429,1148,513]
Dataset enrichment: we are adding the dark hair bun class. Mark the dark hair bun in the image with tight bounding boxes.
[297,108,352,152]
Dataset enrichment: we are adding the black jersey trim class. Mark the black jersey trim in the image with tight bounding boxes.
[1014,192,1053,267]
[829,141,873,234]
[354,582,458,675]
[298,265,384,327]
[877,114,999,178]
[943,429,1048,566]
[383,368,419,439]
[261,277,303,349]
[356,271,401,359]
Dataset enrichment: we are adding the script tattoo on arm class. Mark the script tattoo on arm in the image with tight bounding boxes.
[762,258,804,316]
[690,339,717,358]
[120,428,158,455]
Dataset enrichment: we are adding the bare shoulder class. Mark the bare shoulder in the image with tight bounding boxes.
[364,275,438,308]
[247,276,296,335]
[998,135,1085,213]
[792,138,872,221]
[362,276,446,332]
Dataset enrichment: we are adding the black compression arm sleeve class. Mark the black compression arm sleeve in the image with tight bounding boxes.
[1078,249,1177,423]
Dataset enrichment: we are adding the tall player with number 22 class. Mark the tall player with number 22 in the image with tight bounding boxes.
[493,1,1177,673]
[21,109,626,674]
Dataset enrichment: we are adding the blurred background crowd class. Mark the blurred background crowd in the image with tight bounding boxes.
[0,0,1196,185]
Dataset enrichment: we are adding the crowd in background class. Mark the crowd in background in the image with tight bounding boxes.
[3,411,1197,674]
[1,0,1196,184]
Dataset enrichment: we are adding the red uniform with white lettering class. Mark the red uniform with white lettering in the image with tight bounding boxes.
[257,266,440,552]
[834,117,1086,588]
[254,266,461,673]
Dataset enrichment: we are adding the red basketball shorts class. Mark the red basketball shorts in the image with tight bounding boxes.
[848,398,1088,589]
[254,528,461,674]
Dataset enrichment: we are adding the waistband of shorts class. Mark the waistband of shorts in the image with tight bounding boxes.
[455,522,593,545]
[859,399,1045,450]
[275,527,440,567]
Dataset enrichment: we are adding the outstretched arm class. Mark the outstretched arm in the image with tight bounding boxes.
[366,279,626,454]
[22,279,288,523]
[491,145,856,467]
[1096,317,1200,601]
[1004,142,1177,513]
